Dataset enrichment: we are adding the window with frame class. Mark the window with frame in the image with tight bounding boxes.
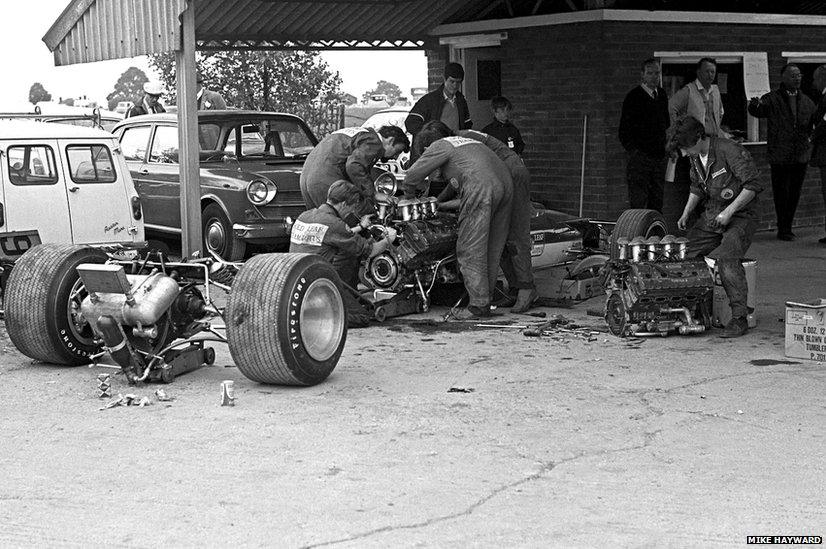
[66,144,117,183]
[119,126,151,161]
[149,125,179,164]
[6,145,59,186]
[658,52,766,143]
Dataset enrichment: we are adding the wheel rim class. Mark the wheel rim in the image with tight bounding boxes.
[205,218,227,255]
[67,279,96,346]
[299,278,345,362]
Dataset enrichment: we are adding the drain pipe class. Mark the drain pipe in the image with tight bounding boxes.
[579,114,588,217]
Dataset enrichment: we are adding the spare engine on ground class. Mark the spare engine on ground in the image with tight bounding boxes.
[602,209,714,337]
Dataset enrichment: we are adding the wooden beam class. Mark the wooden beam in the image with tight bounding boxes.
[176,0,203,258]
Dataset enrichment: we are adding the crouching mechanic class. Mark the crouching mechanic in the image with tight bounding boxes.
[300,125,409,212]
[415,121,536,312]
[290,180,397,327]
[670,116,762,338]
[403,132,513,319]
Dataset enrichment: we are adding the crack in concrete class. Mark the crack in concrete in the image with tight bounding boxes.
[302,366,818,548]
[302,432,663,548]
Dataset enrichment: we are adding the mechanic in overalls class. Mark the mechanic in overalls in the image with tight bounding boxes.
[414,121,536,313]
[670,115,763,338]
[290,180,397,327]
[403,133,513,319]
[300,125,409,211]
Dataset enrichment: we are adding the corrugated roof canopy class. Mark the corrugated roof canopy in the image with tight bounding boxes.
[44,0,826,65]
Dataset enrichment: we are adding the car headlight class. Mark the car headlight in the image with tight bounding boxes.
[374,172,397,196]
[246,179,277,205]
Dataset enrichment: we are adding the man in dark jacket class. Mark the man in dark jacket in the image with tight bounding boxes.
[404,62,472,158]
[671,116,763,338]
[748,63,817,241]
[403,133,512,319]
[300,125,409,211]
[809,64,826,244]
[125,82,166,118]
[618,58,670,212]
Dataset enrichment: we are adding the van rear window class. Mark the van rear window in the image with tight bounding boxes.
[67,144,117,183]
[7,145,59,186]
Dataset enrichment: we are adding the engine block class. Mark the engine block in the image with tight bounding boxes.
[604,236,714,337]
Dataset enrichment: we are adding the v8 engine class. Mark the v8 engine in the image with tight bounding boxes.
[603,234,714,337]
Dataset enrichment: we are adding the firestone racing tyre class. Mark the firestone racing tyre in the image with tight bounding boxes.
[4,244,107,365]
[609,209,668,260]
[226,253,347,385]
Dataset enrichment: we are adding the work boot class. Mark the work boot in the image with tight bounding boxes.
[511,288,538,314]
[491,288,517,307]
[450,304,489,321]
[720,316,748,338]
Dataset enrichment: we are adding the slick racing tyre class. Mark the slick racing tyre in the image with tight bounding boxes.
[4,244,107,365]
[609,209,667,260]
[226,253,347,385]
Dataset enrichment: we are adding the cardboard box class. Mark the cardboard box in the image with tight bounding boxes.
[785,299,826,361]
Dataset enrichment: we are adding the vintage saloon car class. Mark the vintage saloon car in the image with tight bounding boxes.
[112,111,317,260]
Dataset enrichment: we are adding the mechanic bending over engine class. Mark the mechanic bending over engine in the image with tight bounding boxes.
[300,125,410,213]
[290,180,397,327]
[403,131,513,319]
[669,115,763,338]
[415,121,536,313]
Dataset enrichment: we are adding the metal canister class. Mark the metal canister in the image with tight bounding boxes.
[616,237,630,260]
[660,235,676,259]
[220,380,235,406]
[675,237,689,260]
[645,236,661,261]
[397,199,415,221]
[423,197,438,217]
[629,236,646,262]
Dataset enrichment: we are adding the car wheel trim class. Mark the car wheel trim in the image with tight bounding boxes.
[205,218,227,254]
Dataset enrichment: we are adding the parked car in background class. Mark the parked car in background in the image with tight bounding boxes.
[362,107,411,181]
[0,120,145,293]
[112,111,318,260]
[0,104,123,132]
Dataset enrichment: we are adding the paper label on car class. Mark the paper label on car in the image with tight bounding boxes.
[711,168,727,179]
[445,136,480,148]
[290,221,328,246]
[333,127,369,137]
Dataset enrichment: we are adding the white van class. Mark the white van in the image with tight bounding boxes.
[0,120,144,261]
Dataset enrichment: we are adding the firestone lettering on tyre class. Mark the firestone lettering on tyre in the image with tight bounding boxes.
[288,278,307,355]
[59,329,89,356]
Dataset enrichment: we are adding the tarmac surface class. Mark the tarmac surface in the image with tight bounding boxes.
[0,228,824,548]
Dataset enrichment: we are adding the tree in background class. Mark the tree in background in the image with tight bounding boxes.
[362,80,402,105]
[29,82,52,104]
[149,50,344,136]
[107,67,150,111]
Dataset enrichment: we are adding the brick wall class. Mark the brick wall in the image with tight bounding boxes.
[426,19,826,232]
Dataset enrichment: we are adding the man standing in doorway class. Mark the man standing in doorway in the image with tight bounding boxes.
[748,63,816,241]
[405,62,472,159]
[669,58,726,137]
[619,57,670,211]
[809,64,826,244]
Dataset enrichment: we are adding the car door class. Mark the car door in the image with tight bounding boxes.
[143,124,183,232]
[117,124,155,223]
[1,139,73,246]
[59,139,138,244]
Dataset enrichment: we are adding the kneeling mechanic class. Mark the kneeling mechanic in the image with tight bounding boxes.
[290,180,397,327]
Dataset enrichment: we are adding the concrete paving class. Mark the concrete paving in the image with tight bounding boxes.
[0,229,824,548]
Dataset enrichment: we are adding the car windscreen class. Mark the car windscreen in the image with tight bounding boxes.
[221,118,316,160]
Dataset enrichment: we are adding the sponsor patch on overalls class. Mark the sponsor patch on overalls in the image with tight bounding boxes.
[711,168,727,179]
[445,136,480,148]
[333,127,369,137]
[721,188,735,200]
[290,220,328,246]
